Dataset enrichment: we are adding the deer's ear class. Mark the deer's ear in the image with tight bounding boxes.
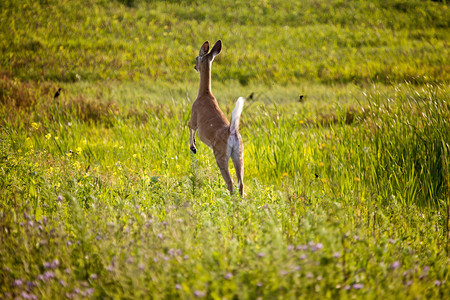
[199,41,209,56]
[210,40,222,58]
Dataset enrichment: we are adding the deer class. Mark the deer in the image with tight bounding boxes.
[188,40,245,197]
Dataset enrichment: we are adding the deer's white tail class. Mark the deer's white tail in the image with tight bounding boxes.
[230,97,244,134]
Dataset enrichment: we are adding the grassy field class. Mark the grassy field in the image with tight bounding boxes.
[1,0,450,299]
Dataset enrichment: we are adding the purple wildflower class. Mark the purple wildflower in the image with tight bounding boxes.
[306,273,313,279]
[51,259,60,269]
[193,290,206,298]
[20,292,37,300]
[333,252,341,258]
[256,282,263,287]
[403,270,410,277]
[434,280,442,287]
[90,274,98,280]
[43,271,55,281]
[224,272,233,280]
[175,284,182,290]
[287,245,294,251]
[390,261,401,270]
[311,243,324,252]
[168,248,178,256]
[59,280,66,287]
[64,268,71,274]
[299,254,307,260]
[295,245,308,251]
[257,252,265,258]
[157,233,164,239]
[352,283,364,290]
[56,195,63,203]
[13,279,23,286]
[86,288,94,296]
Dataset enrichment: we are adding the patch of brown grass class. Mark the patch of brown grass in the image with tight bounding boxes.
[0,75,120,127]
[63,95,119,125]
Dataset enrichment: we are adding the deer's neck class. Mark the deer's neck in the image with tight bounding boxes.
[198,65,213,97]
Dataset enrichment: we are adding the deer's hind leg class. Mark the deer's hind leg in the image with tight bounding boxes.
[230,134,244,197]
[213,148,234,195]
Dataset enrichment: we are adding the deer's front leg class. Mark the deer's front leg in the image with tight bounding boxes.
[189,127,197,154]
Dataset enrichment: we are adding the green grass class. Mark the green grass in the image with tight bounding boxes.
[1,0,448,84]
[1,0,450,299]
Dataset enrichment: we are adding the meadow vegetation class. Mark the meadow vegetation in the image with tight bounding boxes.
[1,0,449,299]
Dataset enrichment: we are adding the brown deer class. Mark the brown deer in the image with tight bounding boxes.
[189,40,245,196]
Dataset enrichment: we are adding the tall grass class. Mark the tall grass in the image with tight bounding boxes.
[1,77,449,298]
[362,83,449,209]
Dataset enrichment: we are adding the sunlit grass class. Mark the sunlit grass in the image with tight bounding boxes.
[1,77,449,298]
[1,0,449,298]
[1,0,448,84]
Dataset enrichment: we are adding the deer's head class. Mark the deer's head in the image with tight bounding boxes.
[194,40,222,73]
